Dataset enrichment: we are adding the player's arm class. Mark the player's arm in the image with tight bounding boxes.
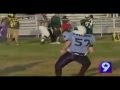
[88,35,96,53]
[88,45,94,53]
[61,40,71,54]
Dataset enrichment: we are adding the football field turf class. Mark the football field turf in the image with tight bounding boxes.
[0,35,120,76]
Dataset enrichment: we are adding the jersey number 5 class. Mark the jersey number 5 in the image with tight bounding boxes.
[75,38,90,46]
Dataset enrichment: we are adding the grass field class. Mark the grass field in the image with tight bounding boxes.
[0,35,120,76]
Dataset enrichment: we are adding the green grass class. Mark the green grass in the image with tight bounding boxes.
[0,36,120,76]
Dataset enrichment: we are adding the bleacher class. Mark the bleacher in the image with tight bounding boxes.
[0,14,120,36]
[47,14,107,23]
[17,14,38,36]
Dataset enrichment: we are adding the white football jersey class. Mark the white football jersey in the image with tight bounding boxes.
[39,26,50,38]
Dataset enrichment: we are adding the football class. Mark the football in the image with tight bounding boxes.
[40,38,45,44]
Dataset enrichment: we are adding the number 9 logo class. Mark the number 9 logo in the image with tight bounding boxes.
[102,62,110,72]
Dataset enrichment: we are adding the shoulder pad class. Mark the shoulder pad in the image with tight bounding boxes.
[84,34,92,37]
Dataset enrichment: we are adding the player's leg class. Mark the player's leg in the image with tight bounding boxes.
[12,29,15,41]
[38,27,44,43]
[11,29,15,42]
[6,28,12,44]
[40,31,47,44]
[52,27,56,42]
[75,56,91,76]
[43,28,50,43]
[14,29,19,45]
[56,28,61,44]
[55,52,74,76]
[48,28,54,42]
[6,29,9,44]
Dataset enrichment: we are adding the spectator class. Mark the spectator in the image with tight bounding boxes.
[50,14,61,44]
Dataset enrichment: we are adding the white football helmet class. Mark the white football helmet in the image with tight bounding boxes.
[85,14,89,18]
[73,26,86,35]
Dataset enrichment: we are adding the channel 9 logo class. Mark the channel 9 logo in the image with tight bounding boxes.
[99,61,112,73]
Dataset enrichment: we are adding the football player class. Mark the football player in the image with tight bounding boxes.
[7,14,20,45]
[85,15,94,34]
[55,19,95,76]
[39,21,50,44]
